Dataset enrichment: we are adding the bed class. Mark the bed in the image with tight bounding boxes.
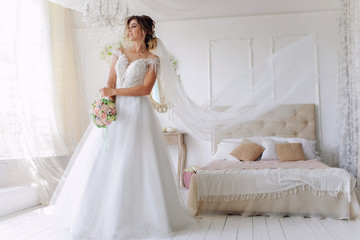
[187,104,360,219]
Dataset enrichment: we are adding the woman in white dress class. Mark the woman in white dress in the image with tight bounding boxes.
[49,15,195,240]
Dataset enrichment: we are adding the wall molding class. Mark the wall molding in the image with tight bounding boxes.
[208,37,254,154]
[270,34,307,53]
[207,37,254,109]
[269,33,323,157]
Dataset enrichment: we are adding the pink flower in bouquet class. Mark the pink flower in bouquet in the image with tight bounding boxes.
[90,98,117,128]
[101,105,109,112]
[100,113,107,121]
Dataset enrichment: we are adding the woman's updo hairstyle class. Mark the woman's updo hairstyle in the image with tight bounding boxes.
[126,15,157,51]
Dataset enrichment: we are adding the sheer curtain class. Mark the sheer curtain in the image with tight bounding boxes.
[49,2,88,153]
[156,34,317,142]
[337,0,360,189]
[0,0,84,204]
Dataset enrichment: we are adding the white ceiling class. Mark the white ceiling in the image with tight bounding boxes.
[71,0,340,28]
[127,0,340,22]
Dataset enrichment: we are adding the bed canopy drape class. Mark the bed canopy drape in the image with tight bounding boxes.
[337,0,360,189]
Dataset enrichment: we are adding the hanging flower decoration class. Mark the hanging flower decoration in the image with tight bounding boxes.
[99,41,124,65]
[169,55,177,71]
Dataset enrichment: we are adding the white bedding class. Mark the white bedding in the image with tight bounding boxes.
[196,166,356,202]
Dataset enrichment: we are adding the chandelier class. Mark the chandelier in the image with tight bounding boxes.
[83,0,128,30]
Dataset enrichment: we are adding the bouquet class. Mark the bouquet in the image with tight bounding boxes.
[90,98,117,128]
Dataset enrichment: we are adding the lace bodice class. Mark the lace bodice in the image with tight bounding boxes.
[112,49,160,88]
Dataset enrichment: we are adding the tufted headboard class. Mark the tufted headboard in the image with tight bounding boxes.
[223,104,316,141]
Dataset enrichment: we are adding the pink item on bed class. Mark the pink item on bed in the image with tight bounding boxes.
[183,171,194,189]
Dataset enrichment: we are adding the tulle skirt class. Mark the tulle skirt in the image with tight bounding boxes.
[48,95,195,240]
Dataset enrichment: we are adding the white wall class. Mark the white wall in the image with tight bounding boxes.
[71,2,340,169]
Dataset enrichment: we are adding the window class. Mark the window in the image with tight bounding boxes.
[0,0,63,158]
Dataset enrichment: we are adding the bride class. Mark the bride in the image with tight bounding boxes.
[48,15,195,239]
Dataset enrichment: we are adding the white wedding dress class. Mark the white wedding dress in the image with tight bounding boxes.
[48,49,195,240]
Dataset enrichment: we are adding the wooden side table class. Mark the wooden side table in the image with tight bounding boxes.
[163,131,186,189]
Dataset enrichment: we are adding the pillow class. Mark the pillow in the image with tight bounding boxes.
[214,137,316,161]
[263,137,316,160]
[261,140,286,160]
[287,138,316,160]
[212,142,240,161]
[275,143,306,162]
[230,143,265,162]
[213,137,263,161]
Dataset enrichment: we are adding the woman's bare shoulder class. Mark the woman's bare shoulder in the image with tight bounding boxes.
[148,53,159,60]
[115,47,125,54]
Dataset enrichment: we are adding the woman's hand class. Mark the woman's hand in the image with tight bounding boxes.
[99,87,116,98]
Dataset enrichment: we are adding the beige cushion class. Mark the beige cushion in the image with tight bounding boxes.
[230,143,265,162]
[275,143,306,162]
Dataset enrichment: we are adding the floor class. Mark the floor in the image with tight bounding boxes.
[0,206,360,240]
